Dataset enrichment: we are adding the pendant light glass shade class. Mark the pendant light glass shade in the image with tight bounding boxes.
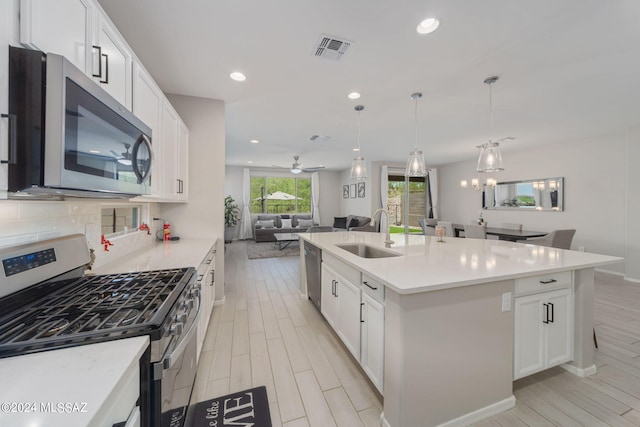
[350,105,367,180]
[476,141,504,172]
[476,76,505,173]
[406,93,427,177]
[350,156,367,179]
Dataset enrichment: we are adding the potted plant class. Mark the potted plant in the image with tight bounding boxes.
[224,195,240,243]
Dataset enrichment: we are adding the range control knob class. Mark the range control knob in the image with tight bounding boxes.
[174,313,187,324]
[193,282,202,291]
[170,322,183,336]
[189,288,201,299]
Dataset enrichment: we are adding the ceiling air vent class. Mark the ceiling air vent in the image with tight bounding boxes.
[313,34,352,61]
[308,135,331,142]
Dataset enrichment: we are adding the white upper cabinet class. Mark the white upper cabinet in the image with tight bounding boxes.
[176,119,189,201]
[132,62,163,198]
[20,0,93,73]
[92,12,132,109]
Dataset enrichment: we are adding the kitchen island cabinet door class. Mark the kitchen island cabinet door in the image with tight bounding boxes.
[514,293,545,379]
[336,274,361,360]
[514,287,573,380]
[361,292,384,392]
[321,263,338,329]
[545,288,573,367]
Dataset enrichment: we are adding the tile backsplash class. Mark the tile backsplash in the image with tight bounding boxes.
[0,200,160,269]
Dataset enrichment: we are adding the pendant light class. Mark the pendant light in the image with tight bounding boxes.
[476,76,504,173]
[406,92,426,177]
[350,105,367,179]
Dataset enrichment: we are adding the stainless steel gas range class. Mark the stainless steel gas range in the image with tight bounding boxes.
[0,234,201,427]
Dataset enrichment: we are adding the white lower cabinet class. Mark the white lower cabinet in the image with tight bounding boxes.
[514,287,573,380]
[321,263,361,359]
[196,241,217,361]
[361,292,384,392]
[321,256,384,392]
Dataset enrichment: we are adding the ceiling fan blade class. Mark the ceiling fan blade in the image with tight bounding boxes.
[109,150,121,158]
[271,164,289,169]
[302,166,325,172]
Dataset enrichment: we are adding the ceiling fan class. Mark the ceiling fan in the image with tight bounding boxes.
[272,155,325,174]
[110,143,132,165]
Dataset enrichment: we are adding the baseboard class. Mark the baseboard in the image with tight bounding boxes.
[379,396,516,427]
[595,267,624,277]
[562,363,597,377]
[213,295,226,306]
[624,276,640,284]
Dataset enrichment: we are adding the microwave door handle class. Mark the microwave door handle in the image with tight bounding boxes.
[163,292,201,369]
[131,134,152,184]
[1,114,17,165]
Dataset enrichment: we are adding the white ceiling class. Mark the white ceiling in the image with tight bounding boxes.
[98,0,640,172]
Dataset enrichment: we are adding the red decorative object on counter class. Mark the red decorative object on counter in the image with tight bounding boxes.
[101,235,113,251]
[163,223,171,241]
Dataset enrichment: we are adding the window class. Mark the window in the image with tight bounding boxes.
[101,206,141,235]
[250,176,311,214]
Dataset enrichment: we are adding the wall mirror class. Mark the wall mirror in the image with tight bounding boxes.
[483,177,564,211]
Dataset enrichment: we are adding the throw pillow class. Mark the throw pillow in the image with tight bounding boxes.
[333,217,347,229]
[297,219,314,228]
[348,218,359,229]
[255,220,275,229]
[281,218,293,228]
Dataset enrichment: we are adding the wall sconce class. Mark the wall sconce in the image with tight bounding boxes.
[461,178,496,191]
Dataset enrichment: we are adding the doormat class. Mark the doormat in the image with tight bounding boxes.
[189,386,271,427]
[246,241,299,259]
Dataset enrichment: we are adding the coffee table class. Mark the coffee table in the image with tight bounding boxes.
[274,232,299,250]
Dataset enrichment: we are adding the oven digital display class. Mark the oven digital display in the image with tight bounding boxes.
[2,248,57,277]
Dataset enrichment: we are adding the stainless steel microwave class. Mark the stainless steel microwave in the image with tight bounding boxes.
[7,46,152,198]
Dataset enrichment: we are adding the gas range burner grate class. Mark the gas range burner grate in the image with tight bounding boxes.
[0,267,194,357]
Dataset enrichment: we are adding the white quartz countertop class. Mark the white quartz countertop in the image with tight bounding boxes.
[92,238,217,275]
[299,232,622,294]
[0,336,149,427]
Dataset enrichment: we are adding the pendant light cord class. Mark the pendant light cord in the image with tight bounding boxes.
[488,82,493,144]
[357,110,361,151]
[414,97,419,150]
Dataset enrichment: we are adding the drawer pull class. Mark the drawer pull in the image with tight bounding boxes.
[539,279,557,284]
[363,281,377,290]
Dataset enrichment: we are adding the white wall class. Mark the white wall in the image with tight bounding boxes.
[626,125,640,282]
[162,94,226,300]
[224,166,342,236]
[438,131,628,275]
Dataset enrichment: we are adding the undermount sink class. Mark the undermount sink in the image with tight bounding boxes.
[335,243,401,259]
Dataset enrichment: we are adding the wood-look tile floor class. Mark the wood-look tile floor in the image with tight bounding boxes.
[191,241,382,427]
[193,241,640,427]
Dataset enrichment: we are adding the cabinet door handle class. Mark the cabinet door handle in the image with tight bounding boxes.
[542,303,549,324]
[334,281,338,298]
[548,302,554,323]
[100,53,109,84]
[539,279,557,284]
[1,113,17,165]
[363,281,377,290]
[360,302,365,323]
[331,279,336,296]
[210,270,215,286]
[92,45,103,78]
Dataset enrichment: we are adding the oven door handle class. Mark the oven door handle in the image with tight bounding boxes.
[163,292,201,369]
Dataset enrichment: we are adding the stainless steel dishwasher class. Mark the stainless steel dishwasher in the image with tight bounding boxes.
[304,242,322,311]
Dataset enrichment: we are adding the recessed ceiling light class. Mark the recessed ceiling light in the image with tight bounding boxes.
[352,148,360,152]
[89,150,100,154]
[250,139,259,144]
[348,92,361,100]
[230,72,246,82]
[247,160,253,164]
[417,18,440,34]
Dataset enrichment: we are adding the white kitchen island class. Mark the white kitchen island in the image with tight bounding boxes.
[298,231,621,427]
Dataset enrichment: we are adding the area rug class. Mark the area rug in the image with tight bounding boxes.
[189,386,271,427]
[246,240,300,259]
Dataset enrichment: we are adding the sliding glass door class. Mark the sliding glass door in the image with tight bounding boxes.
[387,170,430,234]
